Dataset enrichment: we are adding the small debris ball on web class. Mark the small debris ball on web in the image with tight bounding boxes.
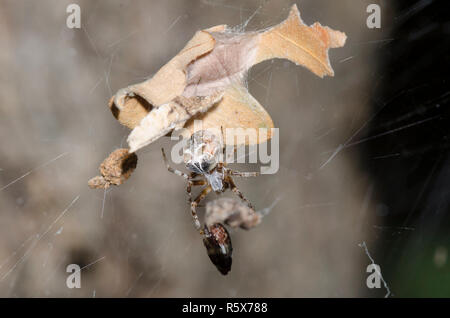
[88,148,138,189]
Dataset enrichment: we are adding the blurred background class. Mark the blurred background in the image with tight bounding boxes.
[0,0,447,297]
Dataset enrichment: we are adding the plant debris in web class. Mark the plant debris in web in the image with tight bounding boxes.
[89,4,346,189]
[88,148,137,189]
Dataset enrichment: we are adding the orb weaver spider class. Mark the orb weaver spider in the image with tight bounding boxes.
[161,130,259,235]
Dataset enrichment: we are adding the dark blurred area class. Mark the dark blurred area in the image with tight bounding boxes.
[0,0,448,298]
[363,0,450,296]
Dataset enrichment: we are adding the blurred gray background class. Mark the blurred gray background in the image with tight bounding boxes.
[0,0,391,297]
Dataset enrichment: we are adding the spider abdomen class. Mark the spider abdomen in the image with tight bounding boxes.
[202,223,232,275]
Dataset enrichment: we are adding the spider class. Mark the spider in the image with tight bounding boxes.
[161,129,259,235]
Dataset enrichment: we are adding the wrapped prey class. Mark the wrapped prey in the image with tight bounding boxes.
[205,198,262,230]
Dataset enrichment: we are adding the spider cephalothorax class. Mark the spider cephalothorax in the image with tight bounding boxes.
[161,129,259,233]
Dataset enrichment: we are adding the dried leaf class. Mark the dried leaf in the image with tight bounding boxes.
[128,91,224,153]
[255,5,347,77]
[182,84,274,144]
[107,4,345,152]
[116,28,217,108]
[92,4,346,189]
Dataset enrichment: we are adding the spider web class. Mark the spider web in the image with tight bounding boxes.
[0,0,447,298]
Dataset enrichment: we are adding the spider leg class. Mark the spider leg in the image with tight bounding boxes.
[187,179,207,204]
[191,185,212,233]
[226,175,255,210]
[161,148,189,179]
[187,181,192,205]
[191,179,207,186]
[189,172,199,179]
